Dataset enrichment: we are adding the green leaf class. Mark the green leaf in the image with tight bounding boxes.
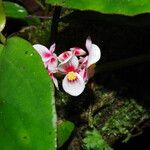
[3,1,28,19]
[57,120,75,148]
[46,0,150,16]
[0,37,57,150]
[82,129,113,150]
[0,0,6,32]
[0,44,4,55]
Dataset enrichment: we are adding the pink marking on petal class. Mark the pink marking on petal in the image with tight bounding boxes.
[83,70,87,79]
[74,50,80,55]
[50,57,56,63]
[63,52,70,59]
[79,56,88,69]
[48,70,59,89]
[43,53,51,58]
[58,51,72,62]
[65,65,76,73]
[78,68,88,82]
[70,47,86,56]
[62,51,72,59]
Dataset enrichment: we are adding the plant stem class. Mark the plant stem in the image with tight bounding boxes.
[96,54,150,73]
[35,0,45,10]
[50,6,61,45]
[26,15,52,19]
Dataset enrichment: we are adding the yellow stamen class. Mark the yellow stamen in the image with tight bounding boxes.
[67,71,77,81]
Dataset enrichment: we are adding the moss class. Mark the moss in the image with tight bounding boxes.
[80,85,149,144]
[100,99,147,143]
[81,85,123,129]
[82,129,113,150]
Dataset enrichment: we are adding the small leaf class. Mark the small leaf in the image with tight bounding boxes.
[3,1,28,19]
[46,0,150,16]
[0,0,6,32]
[57,120,75,148]
[0,37,57,150]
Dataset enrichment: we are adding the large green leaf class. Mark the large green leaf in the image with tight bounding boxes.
[3,1,28,19]
[0,44,4,55]
[0,37,57,150]
[46,0,150,16]
[0,0,6,32]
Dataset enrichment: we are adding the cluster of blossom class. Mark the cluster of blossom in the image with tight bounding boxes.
[33,37,101,96]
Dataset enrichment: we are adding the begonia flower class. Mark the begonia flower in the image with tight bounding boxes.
[58,56,85,96]
[33,36,101,96]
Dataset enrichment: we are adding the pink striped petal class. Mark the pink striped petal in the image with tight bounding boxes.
[33,44,51,62]
[62,73,85,96]
[79,56,88,69]
[87,44,101,68]
[70,47,86,56]
[52,76,59,90]
[47,55,58,73]
[78,68,88,82]
[58,51,72,62]
[48,71,59,90]
[58,56,79,73]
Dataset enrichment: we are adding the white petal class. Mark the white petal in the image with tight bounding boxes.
[87,44,101,68]
[58,56,79,73]
[49,43,56,53]
[85,36,92,52]
[58,51,72,62]
[62,73,85,96]
[70,56,79,69]
[70,47,86,56]
[33,44,51,62]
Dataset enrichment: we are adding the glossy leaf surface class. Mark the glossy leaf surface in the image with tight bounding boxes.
[3,1,28,18]
[0,37,56,150]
